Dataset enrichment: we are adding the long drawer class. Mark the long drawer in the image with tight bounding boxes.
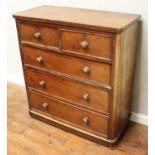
[25,68,109,114]
[28,91,108,136]
[22,46,111,85]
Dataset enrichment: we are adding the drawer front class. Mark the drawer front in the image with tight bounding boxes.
[25,68,109,113]
[22,46,111,85]
[61,30,112,59]
[29,91,108,136]
[19,22,59,47]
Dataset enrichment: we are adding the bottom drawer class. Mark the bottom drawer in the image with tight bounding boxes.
[28,91,109,136]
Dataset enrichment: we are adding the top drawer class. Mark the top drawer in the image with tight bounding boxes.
[19,22,59,48]
[61,30,113,59]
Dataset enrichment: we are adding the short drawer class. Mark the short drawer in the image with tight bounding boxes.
[25,68,109,114]
[61,30,112,59]
[19,22,59,47]
[28,91,108,136]
[22,46,111,85]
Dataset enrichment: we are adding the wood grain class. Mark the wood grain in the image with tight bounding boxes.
[111,21,139,139]
[28,90,109,136]
[22,46,111,85]
[13,5,140,33]
[61,29,112,59]
[25,68,110,114]
[8,82,148,155]
[13,6,140,146]
[19,21,59,47]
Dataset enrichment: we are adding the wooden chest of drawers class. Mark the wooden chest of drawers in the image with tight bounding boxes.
[13,6,140,147]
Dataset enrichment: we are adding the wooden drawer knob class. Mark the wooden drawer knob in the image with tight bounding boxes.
[83,117,89,124]
[36,56,44,63]
[42,102,48,110]
[80,41,88,49]
[82,93,89,101]
[39,80,46,88]
[34,32,41,39]
[82,66,90,74]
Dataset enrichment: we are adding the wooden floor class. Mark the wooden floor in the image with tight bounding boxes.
[7,82,148,155]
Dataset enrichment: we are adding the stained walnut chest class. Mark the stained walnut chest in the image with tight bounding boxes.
[13,6,140,147]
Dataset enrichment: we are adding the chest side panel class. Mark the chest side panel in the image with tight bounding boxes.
[111,21,139,139]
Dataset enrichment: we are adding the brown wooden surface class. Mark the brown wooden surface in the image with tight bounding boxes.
[28,90,108,136]
[8,82,148,155]
[25,68,110,114]
[111,21,139,139]
[22,46,111,85]
[61,29,112,59]
[14,6,140,146]
[19,22,59,47]
[13,5,140,33]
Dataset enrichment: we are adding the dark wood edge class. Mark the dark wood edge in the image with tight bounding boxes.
[21,41,61,52]
[29,109,130,147]
[21,41,60,52]
[107,33,115,138]
[28,88,110,116]
[59,28,113,37]
[108,34,118,139]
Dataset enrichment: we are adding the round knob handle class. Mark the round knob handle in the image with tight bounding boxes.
[39,80,46,88]
[36,56,43,63]
[34,32,41,39]
[80,41,88,49]
[83,117,89,124]
[82,93,89,101]
[42,102,48,110]
[82,66,90,74]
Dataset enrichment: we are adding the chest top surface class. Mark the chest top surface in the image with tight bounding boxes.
[13,5,140,33]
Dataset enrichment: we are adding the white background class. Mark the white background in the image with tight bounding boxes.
[0,0,7,154]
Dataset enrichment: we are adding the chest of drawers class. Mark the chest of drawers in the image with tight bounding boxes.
[13,6,140,147]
